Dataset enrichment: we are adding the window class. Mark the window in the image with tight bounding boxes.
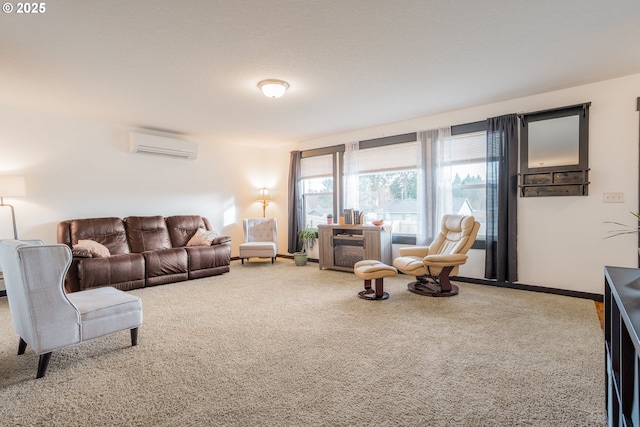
[355,140,418,237]
[449,129,487,239]
[300,148,341,228]
[297,123,487,244]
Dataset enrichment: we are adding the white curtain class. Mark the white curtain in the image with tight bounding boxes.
[344,141,359,210]
[416,127,453,246]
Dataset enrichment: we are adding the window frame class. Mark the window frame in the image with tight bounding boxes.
[298,122,487,248]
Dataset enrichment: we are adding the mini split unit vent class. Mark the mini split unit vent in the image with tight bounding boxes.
[128,132,198,160]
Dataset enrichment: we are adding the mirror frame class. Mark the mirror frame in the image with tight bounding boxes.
[520,103,590,175]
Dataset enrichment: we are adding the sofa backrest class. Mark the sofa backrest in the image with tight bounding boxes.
[68,217,131,255]
[165,215,211,247]
[124,216,172,253]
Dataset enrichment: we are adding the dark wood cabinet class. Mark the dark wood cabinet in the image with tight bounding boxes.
[604,266,640,426]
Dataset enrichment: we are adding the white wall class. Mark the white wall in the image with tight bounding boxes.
[1,73,639,296]
[296,73,640,295]
[0,104,293,258]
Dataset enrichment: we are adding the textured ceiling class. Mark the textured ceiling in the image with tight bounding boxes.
[1,0,640,146]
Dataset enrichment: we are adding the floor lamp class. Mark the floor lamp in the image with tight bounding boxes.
[0,176,26,239]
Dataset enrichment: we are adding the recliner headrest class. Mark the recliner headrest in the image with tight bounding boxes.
[441,214,475,235]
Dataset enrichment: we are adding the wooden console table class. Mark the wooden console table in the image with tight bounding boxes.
[318,224,392,272]
[604,266,640,426]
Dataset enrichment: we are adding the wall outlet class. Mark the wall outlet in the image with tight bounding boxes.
[603,192,625,203]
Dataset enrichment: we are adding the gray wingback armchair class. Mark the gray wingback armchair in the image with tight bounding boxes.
[0,240,143,378]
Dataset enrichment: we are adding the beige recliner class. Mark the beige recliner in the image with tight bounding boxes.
[393,214,480,297]
[238,218,278,264]
[0,239,142,378]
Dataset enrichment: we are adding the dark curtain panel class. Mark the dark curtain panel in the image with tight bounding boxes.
[485,114,518,282]
[287,150,303,253]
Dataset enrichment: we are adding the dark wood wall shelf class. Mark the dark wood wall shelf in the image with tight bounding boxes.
[518,168,589,197]
[604,266,640,426]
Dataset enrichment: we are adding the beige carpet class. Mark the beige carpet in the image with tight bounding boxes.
[0,259,605,426]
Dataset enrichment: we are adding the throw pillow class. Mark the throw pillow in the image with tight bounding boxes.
[74,239,110,258]
[186,228,218,246]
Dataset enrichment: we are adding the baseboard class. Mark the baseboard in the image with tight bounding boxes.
[451,276,603,302]
[233,254,319,263]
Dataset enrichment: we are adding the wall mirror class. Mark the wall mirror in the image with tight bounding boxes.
[519,103,590,197]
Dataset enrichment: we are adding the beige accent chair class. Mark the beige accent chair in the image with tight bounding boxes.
[393,214,480,297]
[0,240,142,378]
[238,218,277,264]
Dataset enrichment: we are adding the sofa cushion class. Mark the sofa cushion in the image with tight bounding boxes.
[143,247,188,286]
[70,217,130,255]
[185,244,231,279]
[74,239,110,258]
[77,253,145,291]
[125,216,172,253]
[166,215,209,247]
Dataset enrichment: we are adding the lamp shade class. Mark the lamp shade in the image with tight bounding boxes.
[0,176,26,197]
[258,187,271,202]
[258,79,289,98]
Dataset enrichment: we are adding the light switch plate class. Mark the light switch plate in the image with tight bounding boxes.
[603,192,625,203]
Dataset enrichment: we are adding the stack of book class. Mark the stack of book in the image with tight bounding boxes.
[343,209,362,225]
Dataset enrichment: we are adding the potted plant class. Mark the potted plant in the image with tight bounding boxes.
[294,228,317,266]
[326,213,334,224]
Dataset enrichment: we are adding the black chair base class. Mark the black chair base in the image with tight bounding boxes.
[407,266,459,297]
[408,280,459,297]
[358,288,389,300]
[358,278,389,300]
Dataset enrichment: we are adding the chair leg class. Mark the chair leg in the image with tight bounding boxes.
[438,266,455,293]
[241,258,244,264]
[131,328,139,346]
[272,257,275,264]
[18,337,27,355]
[36,352,52,378]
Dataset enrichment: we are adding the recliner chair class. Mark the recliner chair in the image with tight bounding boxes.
[393,214,480,297]
[238,218,278,264]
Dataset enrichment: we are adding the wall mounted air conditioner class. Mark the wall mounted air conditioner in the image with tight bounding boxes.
[128,132,198,160]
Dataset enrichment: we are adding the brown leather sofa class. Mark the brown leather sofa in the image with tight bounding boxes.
[57,215,231,293]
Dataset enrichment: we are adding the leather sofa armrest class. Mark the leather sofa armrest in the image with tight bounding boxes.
[212,235,231,245]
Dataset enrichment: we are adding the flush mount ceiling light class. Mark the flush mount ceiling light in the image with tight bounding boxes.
[258,79,289,98]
